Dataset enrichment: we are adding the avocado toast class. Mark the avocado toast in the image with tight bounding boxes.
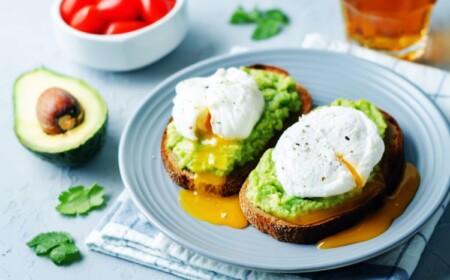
[161,64,312,196]
[239,99,404,243]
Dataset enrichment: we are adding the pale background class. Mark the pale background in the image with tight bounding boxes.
[1,0,449,279]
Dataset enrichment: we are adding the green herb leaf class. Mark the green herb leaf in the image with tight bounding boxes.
[27,232,80,265]
[252,19,283,40]
[49,243,79,264]
[56,183,105,215]
[230,6,289,40]
[230,7,261,24]
[26,232,72,255]
[265,9,289,24]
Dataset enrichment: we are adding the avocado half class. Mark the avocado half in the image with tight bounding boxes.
[14,68,108,167]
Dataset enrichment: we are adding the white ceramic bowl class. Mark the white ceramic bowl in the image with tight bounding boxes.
[51,0,188,71]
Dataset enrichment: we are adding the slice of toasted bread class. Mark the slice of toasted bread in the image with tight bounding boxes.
[239,110,404,244]
[161,65,313,196]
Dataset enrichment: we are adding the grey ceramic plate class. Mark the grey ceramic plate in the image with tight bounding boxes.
[119,49,450,272]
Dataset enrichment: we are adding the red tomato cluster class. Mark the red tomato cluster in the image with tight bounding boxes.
[61,0,175,35]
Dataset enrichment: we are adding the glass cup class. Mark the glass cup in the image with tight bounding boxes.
[341,0,437,60]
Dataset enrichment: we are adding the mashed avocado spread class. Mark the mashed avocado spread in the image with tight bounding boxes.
[246,99,388,218]
[166,67,301,176]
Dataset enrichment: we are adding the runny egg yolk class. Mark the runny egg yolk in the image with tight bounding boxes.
[179,189,248,229]
[317,163,420,249]
[191,109,236,186]
[193,109,213,139]
[336,153,364,189]
[180,109,248,229]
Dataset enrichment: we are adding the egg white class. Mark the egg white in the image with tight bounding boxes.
[172,68,264,140]
[272,106,385,198]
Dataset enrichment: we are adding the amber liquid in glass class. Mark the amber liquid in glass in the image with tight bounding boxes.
[341,0,436,60]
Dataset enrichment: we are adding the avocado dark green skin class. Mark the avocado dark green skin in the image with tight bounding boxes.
[19,120,108,167]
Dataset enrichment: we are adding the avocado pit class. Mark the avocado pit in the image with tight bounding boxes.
[36,87,84,135]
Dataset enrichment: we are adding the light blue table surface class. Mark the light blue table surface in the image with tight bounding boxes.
[1,0,449,279]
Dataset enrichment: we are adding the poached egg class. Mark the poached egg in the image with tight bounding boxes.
[272,106,385,198]
[172,68,265,141]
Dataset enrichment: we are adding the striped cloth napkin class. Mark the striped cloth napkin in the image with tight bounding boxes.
[86,34,450,280]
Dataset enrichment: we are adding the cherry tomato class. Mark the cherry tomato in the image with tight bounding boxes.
[138,0,172,24]
[60,0,97,23]
[167,0,175,9]
[70,5,106,34]
[104,20,148,34]
[96,0,140,22]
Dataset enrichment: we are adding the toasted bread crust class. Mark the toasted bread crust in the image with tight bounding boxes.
[379,110,404,194]
[161,65,312,196]
[239,111,405,244]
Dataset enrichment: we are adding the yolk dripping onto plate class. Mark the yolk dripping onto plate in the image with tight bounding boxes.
[179,189,248,229]
[317,163,420,249]
[180,109,248,229]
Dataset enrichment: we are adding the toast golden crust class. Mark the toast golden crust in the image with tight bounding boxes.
[161,65,312,196]
[239,111,404,244]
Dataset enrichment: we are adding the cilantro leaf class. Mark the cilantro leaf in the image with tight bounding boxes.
[26,232,72,255]
[56,183,105,215]
[230,7,261,24]
[252,19,283,40]
[49,243,79,264]
[229,6,289,40]
[27,232,80,265]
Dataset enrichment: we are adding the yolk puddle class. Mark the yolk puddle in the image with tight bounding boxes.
[337,153,364,188]
[317,163,420,249]
[179,189,249,229]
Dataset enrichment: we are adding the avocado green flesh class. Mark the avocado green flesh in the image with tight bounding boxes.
[166,67,301,177]
[14,68,108,167]
[246,99,387,217]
